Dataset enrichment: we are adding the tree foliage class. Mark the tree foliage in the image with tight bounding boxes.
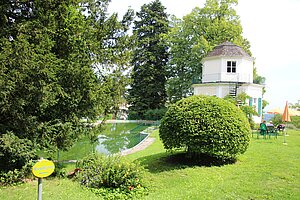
[159,95,251,159]
[128,0,169,119]
[290,101,300,111]
[0,0,134,174]
[166,0,251,102]
[253,67,266,85]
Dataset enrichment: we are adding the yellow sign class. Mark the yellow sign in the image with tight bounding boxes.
[32,159,55,178]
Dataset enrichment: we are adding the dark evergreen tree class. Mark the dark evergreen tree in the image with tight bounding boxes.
[128,0,169,119]
[0,0,134,172]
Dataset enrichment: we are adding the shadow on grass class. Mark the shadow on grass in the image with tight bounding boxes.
[136,152,236,173]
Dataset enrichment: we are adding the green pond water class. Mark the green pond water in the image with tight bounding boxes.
[95,123,150,155]
[39,123,152,160]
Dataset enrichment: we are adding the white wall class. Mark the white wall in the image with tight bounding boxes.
[240,84,263,98]
[194,85,217,96]
[193,83,232,98]
[202,56,254,83]
[239,58,254,83]
[202,59,222,82]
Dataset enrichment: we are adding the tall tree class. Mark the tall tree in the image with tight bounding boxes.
[0,0,133,159]
[128,0,169,119]
[166,0,251,102]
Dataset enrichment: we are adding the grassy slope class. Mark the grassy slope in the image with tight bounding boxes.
[127,130,300,200]
[1,129,299,200]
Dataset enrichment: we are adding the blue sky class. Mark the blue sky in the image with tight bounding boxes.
[108,0,300,110]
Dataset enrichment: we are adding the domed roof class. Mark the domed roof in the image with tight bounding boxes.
[206,41,251,58]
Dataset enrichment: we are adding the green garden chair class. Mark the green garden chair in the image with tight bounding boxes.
[267,125,278,138]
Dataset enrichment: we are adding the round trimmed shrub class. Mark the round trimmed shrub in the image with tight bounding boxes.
[159,95,251,159]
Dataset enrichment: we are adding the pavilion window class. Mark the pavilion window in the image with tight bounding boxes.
[227,61,236,73]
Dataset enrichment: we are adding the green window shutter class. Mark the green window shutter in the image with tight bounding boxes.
[249,97,253,107]
[258,98,262,116]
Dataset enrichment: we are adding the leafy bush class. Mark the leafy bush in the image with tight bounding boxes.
[144,108,167,120]
[0,161,34,186]
[127,111,140,120]
[0,132,36,185]
[159,95,251,159]
[291,116,300,129]
[224,93,257,130]
[51,163,68,178]
[76,153,144,190]
[0,132,37,172]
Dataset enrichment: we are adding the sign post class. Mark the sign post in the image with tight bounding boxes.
[32,159,55,200]
[38,178,42,200]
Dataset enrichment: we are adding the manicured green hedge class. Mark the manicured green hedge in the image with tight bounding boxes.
[159,95,251,159]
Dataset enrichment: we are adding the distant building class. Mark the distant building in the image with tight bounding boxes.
[192,42,264,123]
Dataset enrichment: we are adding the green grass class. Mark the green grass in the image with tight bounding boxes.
[130,130,300,200]
[0,178,99,200]
[1,129,300,199]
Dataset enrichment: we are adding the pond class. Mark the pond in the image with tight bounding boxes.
[39,122,153,161]
[95,123,151,155]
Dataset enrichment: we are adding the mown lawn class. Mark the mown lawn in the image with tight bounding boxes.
[127,129,300,199]
[1,129,299,200]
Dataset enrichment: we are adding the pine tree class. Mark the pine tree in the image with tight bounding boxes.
[128,0,169,119]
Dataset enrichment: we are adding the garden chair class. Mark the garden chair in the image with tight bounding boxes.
[267,125,278,139]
